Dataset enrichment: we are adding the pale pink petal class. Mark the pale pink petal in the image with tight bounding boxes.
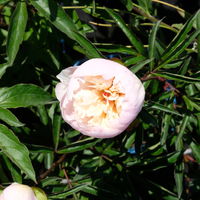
[55,83,67,102]
[55,58,145,138]
[56,66,77,84]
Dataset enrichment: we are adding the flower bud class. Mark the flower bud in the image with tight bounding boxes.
[55,58,145,138]
[0,183,37,200]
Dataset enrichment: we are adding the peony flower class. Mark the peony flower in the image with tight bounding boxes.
[0,183,37,200]
[55,58,145,138]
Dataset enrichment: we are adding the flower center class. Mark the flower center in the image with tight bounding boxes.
[73,75,124,127]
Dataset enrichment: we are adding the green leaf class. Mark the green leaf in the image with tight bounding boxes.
[52,114,61,150]
[97,45,137,55]
[167,152,181,163]
[120,0,133,11]
[183,95,200,111]
[0,0,10,5]
[146,102,182,116]
[185,84,198,96]
[175,115,190,151]
[161,113,171,146]
[152,72,200,83]
[179,56,191,75]
[44,152,54,170]
[160,29,200,66]
[197,11,200,64]
[106,8,145,54]
[57,138,102,154]
[32,187,48,200]
[174,162,184,199]
[124,55,145,66]
[162,60,184,69]
[124,132,136,149]
[37,105,48,125]
[6,1,28,65]
[28,144,53,153]
[161,10,200,61]
[48,184,88,199]
[81,185,98,196]
[0,124,36,182]
[148,20,162,70]
[190,141,200,163]
[2,155,22,183]
[130,58,153,73]
[0,107,24,127]
[0,63,10,79]
[0,84,53,108]
[137,0,152,13]
[30,0,102,58]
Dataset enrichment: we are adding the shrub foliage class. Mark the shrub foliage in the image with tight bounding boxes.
[0,0,200,199]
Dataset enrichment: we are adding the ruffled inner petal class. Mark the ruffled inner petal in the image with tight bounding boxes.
[72,75,125,128]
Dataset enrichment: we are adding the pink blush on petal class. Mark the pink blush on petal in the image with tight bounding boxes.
[55,58,145,138]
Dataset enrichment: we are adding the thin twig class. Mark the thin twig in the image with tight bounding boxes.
[38,154,66,181]
[63,168,79,200]
[62,168,72,188]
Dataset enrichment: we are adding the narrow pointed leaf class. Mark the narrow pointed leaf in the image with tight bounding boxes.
[0,108,24,127]
[190,142,200,163]
[179,56,191,75]
[52,114,61,150]
[161,113,171,146]
[197,11,200,63]
[106,8,145,54]
[48,184,88,199]
[0,63,10,79]
[152,72,200,83]
[175,115,190,151]
[57,138,102,154]
[148,20,162,70]
[146,102,182,116]
[7,1,28,65]
[3,155,22,183]
[130,58,153,73]
[161,10,200,60]
[174,162,184,199]
[160,29,200,66]
[97,45,137,55]
[124,55,145,66]
[30,0,102,58]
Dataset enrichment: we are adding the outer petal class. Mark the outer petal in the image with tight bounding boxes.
[58,58,145,138]
[55,67,78,102]
[55,83,67,102]
[56,66,77,84]
[0,183,37,200]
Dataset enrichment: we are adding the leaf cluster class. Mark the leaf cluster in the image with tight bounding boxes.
[0,0,200,199]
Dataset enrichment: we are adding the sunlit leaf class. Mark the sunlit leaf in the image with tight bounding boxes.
[0,107,24,127]
[0,124,36,182]
[7,1,28,65]
[57,138,102,154]
[0,84,53,108]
